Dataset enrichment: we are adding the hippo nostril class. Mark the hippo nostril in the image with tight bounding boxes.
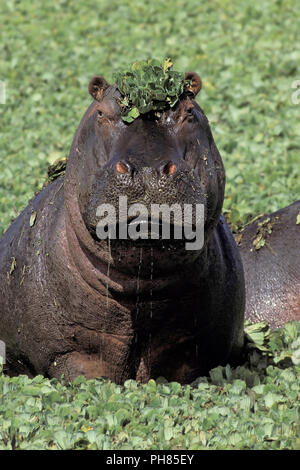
[162,161,177,176]
[115,161,130,175]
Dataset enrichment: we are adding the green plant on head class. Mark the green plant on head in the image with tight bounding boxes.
[113,58,192,123]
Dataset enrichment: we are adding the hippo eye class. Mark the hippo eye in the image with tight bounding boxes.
[97,110,104,119]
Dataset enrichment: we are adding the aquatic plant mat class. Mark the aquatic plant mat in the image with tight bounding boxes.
[1,321,299,450]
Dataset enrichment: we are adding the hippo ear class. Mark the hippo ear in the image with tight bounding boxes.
[184,72,202,97]
[88,76,109,101]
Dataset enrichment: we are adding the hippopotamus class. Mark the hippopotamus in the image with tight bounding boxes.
[238,200,300,329]
[0,72,246,383]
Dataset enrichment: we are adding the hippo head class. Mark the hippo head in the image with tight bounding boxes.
[64,71,225,274]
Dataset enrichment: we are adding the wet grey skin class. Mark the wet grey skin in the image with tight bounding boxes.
[1,72,247,383]
[238,200,300,329]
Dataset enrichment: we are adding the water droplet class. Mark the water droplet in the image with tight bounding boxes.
[150,247,153,319]
[106,234,111,308]
[136,247,143,317]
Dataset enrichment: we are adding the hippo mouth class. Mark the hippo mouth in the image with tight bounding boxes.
[87,213,204,257]
[86,215,202,275]
[89,216,197,241]
[125,216,183,238]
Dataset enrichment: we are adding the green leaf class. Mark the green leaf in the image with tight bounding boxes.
[9,256,17,274]
[209,366,225,386]
[245,321,271,352]
[164,423,173,441]
[29,211,37,227]
[114,58,186,123]
[264,392,282,408]
[122,106,140,123]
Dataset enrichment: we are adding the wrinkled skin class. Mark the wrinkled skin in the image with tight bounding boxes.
[0,73,245,383]
[238,200,300,329]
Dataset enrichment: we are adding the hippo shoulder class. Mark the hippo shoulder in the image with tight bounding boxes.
[0,177,65,264]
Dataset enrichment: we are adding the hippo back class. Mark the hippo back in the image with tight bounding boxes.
[238,200,300,329]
